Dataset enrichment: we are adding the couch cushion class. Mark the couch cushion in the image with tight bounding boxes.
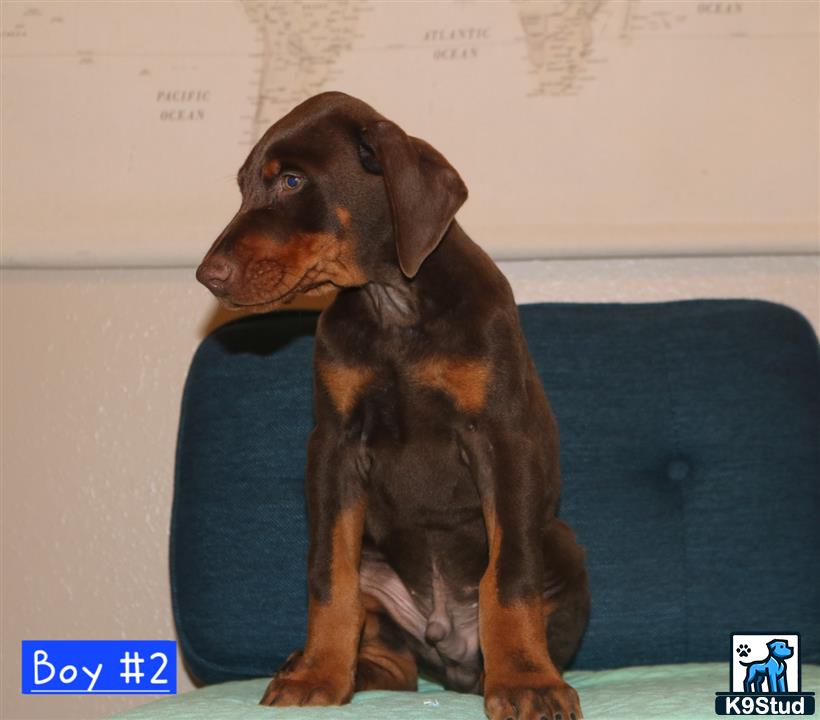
[172,300,820,683]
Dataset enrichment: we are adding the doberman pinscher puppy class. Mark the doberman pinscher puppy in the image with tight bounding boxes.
[197,92,589,720]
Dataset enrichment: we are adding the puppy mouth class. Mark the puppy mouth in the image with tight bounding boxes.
[217,269,337,312]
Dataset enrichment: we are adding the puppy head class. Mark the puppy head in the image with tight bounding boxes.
[197,92,467,311]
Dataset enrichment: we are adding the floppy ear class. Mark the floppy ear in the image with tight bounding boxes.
[362,120,467,278]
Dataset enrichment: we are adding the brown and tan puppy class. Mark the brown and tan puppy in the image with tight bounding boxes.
[197,92,589,720]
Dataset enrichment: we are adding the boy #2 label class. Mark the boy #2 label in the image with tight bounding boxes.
[22,640,176,695]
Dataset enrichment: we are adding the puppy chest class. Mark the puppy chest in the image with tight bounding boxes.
[341,387,476,475]
[318,361,489,521]
[365,438,480,519]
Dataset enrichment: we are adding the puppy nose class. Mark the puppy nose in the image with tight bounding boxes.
[196,256,234,293]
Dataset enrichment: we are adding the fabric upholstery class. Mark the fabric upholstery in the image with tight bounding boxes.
[171,300,820,684]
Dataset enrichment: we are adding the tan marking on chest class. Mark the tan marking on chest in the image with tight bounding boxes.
[318,362,375,415]
[412,357,491,414]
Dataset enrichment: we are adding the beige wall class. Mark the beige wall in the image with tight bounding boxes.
[2,256,818,720]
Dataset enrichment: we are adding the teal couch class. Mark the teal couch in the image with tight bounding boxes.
[117,300,820,719]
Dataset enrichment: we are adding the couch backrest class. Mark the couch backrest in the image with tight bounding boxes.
[172,300,820,683]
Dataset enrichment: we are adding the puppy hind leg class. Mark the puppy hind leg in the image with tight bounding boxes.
[355,603,418,692]
[543,519,591,671]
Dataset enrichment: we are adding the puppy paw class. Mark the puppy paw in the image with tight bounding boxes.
[484,682,582,720]
[259,650,354,707]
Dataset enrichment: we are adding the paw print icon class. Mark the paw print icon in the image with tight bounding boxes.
[736,643,751,658]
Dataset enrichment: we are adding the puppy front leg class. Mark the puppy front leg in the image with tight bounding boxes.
[477,435,582,720]
[261,429,365,706]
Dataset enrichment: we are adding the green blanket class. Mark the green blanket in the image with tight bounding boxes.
[113,663,820,719]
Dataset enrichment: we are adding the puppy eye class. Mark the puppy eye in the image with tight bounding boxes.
[281,174,303,191]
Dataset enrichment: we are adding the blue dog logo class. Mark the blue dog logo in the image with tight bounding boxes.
[715,633,815,716]
[740,639,793,693]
